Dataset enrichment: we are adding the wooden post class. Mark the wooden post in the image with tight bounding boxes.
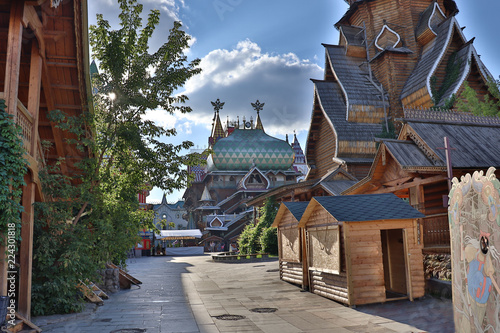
[18,174,35,320]
[28,41,42,157]
[301,227,309,290]
[4,1,24,118]
[18,40,42,320]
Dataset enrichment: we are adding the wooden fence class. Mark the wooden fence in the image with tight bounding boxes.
[422,213,450,249]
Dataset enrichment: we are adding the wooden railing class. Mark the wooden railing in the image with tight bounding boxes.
[422,213,450,248]
[0,93,37,157]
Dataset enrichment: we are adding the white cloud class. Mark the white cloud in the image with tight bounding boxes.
[179,39,323,136]
[143,108,177,130]
[143,0,186,22]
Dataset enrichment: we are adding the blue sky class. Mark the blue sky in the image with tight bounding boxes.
[88,0,500,203]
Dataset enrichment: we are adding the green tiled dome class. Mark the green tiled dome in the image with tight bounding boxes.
[212,129,294,170]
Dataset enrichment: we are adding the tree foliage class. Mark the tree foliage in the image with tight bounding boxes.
[0,100,27,243]
[31,0,201,315]
[456,78,500,117]
[238,197,279,255]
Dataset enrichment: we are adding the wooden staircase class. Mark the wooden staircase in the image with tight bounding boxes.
[106,263,142,289]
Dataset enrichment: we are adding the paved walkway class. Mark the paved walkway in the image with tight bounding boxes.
[33,255,454,333]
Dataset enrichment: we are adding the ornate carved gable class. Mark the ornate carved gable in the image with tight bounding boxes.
[398,124,441,164]
[239,167,270,190]
[375,25,402,51]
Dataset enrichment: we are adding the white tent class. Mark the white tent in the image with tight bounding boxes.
[156,229,202,240]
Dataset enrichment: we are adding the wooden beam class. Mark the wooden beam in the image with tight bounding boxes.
[18,40,43,319]
[371,175,447,194]
[28,41,42,156]
[18,174,36,320]
[41,56,69,175]
[4,0,24,117]
[22,4,45,56]
[382,176,413,188]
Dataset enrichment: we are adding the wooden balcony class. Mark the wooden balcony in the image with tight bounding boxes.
[0,92,45,172]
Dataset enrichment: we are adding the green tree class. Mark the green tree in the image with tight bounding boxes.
[238,197,279,255]
[31,0,201,315]
[456,79,500,117]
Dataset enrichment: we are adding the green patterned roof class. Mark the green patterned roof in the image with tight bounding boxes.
[212,129,294,171]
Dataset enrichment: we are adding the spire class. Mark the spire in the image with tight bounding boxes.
[209,99,225,147]
[251,100,265,132]
[161,193,167,205]
[200,186,213,205]
[286,134,289,145]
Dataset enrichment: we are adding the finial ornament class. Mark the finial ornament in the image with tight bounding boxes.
[211,99,225,113]
[251,100,265,114]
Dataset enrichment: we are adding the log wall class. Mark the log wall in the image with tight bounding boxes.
[280,261,303,286]
[345,219,425,305]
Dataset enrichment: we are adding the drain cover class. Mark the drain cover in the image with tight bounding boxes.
[266,269,279,272]
[250,308,278,313]
[110,329,146,333]
[213,314,246,321]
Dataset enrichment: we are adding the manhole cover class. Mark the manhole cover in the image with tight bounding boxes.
[250,308,278,313]
[213,314,246,321]
[110,329,146,333]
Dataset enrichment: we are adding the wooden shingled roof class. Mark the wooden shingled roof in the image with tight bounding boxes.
[311,79,382,143]
[324,45,388,108]
[298,194,424,226]
[401,15,491,107]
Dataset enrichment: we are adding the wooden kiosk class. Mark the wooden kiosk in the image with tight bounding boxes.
[272,202,309,288]
[298,194,425,306]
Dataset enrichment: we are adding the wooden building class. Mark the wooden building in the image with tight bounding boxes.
[247,0,496,212]
[344,108,500,251]
[183,101,302,248]
[272,201,309,289]
[0,0,92,322]
[296,194,425,306]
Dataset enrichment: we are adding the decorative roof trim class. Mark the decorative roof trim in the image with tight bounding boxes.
[400,125,442,164]
[209,216,224,228]
[426,17,466,101]
[428,2,446,35]
[375,25,401,51]
[240,166,271,190]
[314,84,339,159]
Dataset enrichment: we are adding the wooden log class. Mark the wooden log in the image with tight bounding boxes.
[282,276,302,286]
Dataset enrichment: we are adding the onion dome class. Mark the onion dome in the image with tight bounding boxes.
[212,129,294,171]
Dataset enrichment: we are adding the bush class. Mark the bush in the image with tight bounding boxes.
[260,226,278,255]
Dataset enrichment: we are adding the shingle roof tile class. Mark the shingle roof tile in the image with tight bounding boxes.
[314,193,425,222]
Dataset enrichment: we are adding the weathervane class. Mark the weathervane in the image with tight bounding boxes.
[211,99,225,113]
[251,100,265,114]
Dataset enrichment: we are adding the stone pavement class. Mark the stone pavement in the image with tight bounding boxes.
[33,255,454,333]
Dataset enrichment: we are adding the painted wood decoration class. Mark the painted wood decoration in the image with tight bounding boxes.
[280,227,301,262]
[307,226,340,274]
[449,167,500,332]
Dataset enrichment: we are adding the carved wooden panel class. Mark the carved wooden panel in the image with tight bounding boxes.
[308,226,340,274]
[449,167,500,332]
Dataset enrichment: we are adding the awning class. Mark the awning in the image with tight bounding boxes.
[156,229,202,240]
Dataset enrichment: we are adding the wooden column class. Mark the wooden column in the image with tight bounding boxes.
[4,1,24,117]
[18,174,35,320]
[18,40,42,320]
[0,0,25,298]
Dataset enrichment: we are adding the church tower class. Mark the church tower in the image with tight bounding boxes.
[209,99,225,148]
